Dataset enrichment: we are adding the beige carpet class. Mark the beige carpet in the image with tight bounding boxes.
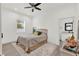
[12,42,58,56]
[2,43,20,56]
[3,42,76,56]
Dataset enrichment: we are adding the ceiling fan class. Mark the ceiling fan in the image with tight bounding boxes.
[24,3,42,12]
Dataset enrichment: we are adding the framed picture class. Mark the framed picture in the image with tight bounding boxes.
[17,20,25,32]
[65,22,73,32]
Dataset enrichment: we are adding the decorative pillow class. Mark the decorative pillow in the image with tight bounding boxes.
[37,31,42,35]
[34,31,38,35]
[34,31,42,36]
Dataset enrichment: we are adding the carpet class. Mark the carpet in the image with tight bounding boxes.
[3,42,75,56]
[12,42,58,56]
[2,43,20,56]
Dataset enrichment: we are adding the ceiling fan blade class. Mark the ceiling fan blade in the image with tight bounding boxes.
[34,3,41,6]
[29,3,34,7]
[24,7,32,8]
[35,7,41,10]
[32,9,34,12]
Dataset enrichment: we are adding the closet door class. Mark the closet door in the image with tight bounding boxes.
[1,8,18,44]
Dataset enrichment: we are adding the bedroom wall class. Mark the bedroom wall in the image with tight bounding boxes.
[1,6,33,44]
[33,3,78,45]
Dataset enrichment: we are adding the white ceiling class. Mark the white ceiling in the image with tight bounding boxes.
[1,3,77,16]
[2,3,45,16]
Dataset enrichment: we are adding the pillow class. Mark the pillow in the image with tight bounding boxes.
[34,31,38,35]
[34,31,42,36]
[37,31,42,35]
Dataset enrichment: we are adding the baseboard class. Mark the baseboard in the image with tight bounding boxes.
[2,41,16,45]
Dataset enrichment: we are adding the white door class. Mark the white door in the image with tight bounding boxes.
[1,8,19,44]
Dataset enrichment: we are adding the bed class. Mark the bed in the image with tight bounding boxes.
[16,29,48,53]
